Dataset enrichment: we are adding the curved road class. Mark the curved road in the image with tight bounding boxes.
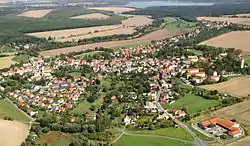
[154,89,206,146]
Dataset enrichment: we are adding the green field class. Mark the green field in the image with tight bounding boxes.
[114,135,194,146]
[161,17,197,29]
[69,72,82,78]
[109,42,151,51]
[39,131,72,146]
[76,51,104,58]
[128,127,194,141]
[162,93,219,115]
[12,55,30,63]
[0,99,31,122]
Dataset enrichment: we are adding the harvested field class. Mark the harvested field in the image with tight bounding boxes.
[0,119,29,146]
[87,7,136,13]
[17,9,53,18]
[27,15,153,42]
[70,13,110,19]
[40,28,186,56]
[199,31,250,52]
[0,56,17,69]
[202,76,250,97]
[197,16,250,25]
[228,136,250,146]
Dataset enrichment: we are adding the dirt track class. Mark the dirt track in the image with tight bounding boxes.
[40,29,186,56]
[0,120,29,146]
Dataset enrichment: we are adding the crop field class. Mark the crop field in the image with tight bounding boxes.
[114,135,193,146]
[40,28,186,56]
[162,93,219,115]
[87,7,136,13]
[27,15,153,42]
[0,99,31,122]
[0,56,16,69]
[70,13,111,19]
[229,136,250,146]
[199,31,250,52]
[0,119,29,146]
[17,9,53,18]
[202,76,250,97]
[197,16,250,25]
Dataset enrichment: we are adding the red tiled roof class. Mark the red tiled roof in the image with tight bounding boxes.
[202,117,237,131]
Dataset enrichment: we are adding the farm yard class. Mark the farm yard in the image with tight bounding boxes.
[199,31,250,52]
[114,135,193,146]
[0,119,29,146]
[162,93,219,115]
[70,13,111,19]
[27,15,154,42]
[197,16,250,25]
[202,76,250,97]
[40,28,186,56]
[17,9,53,18]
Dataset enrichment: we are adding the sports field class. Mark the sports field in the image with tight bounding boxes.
[199,31,250,52]
[162,93,219,115]
[202,76,250,97]
[0,99,31,122]
[114,135,194,146]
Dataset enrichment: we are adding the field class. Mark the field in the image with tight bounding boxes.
[161,17,197,29]
[202,76,250,97]
[197,16,250,25]
[87,7,136,13]
[0,119,29,146]
[128,127,194,141]
[70,13,110,19]
[162,93,219,115]
[114,135,193,146]
[40,28,186,56]
[17,9,53,18]
[39,131,72,146]
[12,55,30,63]
[0,56,16,69]
[27,15,153,42]
[0,99,31,122]
[228,136,250,146]
[199,31,250,52]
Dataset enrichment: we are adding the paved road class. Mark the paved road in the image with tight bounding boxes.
[154,88,207,146]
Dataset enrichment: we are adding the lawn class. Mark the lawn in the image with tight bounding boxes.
[114,135,194,146]
[0,99,31,123]
[12,55,30,63]
[128,127,194,141]
[76,51,104,58]
[39,131,72,146]
[162,93,219,115]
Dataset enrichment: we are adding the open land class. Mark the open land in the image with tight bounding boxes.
[17,9,53,18]
[27,15,153,42]
[40,28,186,56]
[199,31,250,52]
[0,56,17,69]
[39,131,72,146]
[197,16,250,25]
[0,99,31,122]
[70,13,111,19]
[162,93,219,115]
[0,119,29,146]
[202,76,250,97]
[114,135,193,146]
[228,136,250,146]
[87,7,136,13]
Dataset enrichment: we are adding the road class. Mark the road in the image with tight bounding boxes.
[154,88,207,146]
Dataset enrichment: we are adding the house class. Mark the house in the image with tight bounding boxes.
[124,115,132,125]
[144,101,158,113]
[173,109,186,117]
